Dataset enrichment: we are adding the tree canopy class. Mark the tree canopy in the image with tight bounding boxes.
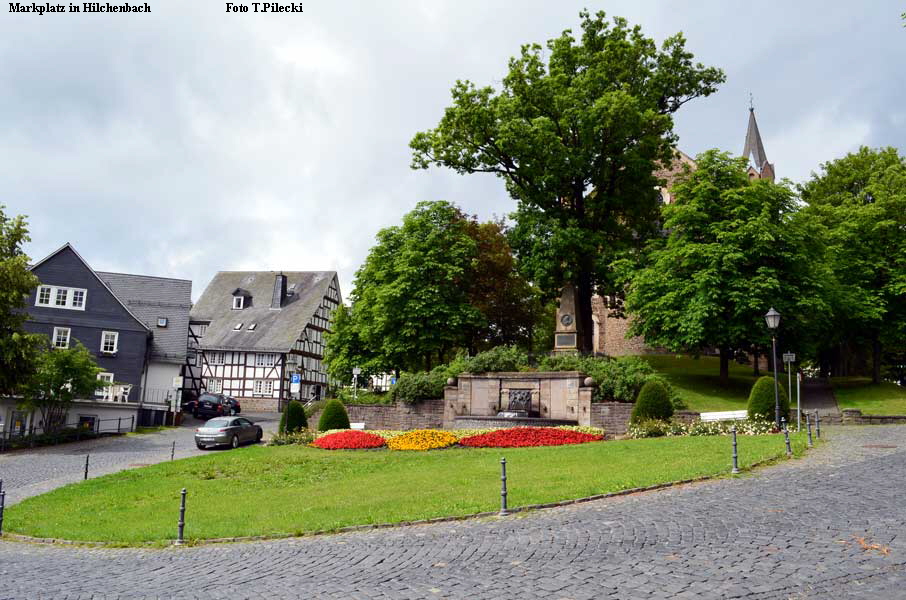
[324,201,540,382]
[0,205,43,397]
[619,150,829,382]
[411,10,724,351]
[799,146,906,381]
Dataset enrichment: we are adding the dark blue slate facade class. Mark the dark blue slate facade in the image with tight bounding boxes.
[25,245,150,402]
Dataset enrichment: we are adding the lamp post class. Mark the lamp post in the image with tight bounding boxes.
[764,308,781,428]
[352,366,361,402]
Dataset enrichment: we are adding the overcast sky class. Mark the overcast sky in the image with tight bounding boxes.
[3,1,905,301]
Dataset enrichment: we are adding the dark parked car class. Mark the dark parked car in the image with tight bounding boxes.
[195,416,263,449]
[193,393,241,419]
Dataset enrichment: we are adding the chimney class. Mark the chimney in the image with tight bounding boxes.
[271,273,287,309]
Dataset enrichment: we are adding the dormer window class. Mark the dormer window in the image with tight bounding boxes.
[247,323,257,331]
[232,296,244,310]
[233,323,243,331]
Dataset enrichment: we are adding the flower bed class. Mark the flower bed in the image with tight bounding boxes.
[459,427,603,448]
[386,429,458,451]
[628,418,779,439]
[312,430,387,449]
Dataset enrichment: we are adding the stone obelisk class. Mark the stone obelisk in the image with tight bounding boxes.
[553,283,582,354]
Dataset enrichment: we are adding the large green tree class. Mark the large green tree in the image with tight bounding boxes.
[799,147,906,382]
[410,11,724,351]
[619,150,829,382]
[0,205,43,397]
[19,341,105,433]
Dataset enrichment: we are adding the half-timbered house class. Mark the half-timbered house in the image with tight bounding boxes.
[182,271,342,412]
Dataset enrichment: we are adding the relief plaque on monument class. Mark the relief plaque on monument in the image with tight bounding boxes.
[554,283,581,354]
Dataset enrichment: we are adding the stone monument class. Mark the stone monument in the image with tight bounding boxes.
[553,283,581,354]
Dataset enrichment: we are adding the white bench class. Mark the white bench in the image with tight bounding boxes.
[699,410,748,422]
[350,422,365,430]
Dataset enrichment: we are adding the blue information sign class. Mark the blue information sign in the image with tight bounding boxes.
[291,373,301,384]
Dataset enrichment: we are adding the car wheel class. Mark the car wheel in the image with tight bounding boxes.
[256,430,263,443]
[231,435,239,449]
[196,442,205,450]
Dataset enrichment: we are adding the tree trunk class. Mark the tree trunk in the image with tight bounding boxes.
[719,347,731,384]
[752,347,760,376]
[872,333,882,385]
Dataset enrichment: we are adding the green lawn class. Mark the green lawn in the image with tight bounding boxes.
[640,355,781,412]
[832,377,906,415]
[5,433,808,545]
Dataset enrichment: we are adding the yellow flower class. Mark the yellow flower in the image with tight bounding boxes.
[387,429,458,451]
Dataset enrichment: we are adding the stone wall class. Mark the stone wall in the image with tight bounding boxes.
[833,409,906,426]
[237,396,280,412]
[310,398,444,431]
[589,402,634,438]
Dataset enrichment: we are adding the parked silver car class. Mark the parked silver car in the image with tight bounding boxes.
[194,417,263,450]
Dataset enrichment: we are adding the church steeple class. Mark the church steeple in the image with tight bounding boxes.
[742,105,774,181]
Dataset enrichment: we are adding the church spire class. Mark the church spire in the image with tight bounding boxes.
[742,105,774,181]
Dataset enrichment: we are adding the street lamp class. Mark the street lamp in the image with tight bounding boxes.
[764,308,781,428]
[352,366,361,402]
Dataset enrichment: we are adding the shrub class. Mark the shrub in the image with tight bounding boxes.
[317,399,351,431]
[463,345,527,373]
[459,427,602,448]
[269,430,316,446]
[747,375,789,422]
[313,430,386,449]
[386,429,458,451]
[631,379,674,423]
[278,404,287,434]
[627,418,778,439]
[283,400,308,433]
[304,399,327,419]
[337,389,394,405]
[392,370,448,404]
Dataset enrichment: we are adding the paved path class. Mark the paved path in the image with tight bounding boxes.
[2,425,906,598]
[0,412,279,506]
[799,378,840,417]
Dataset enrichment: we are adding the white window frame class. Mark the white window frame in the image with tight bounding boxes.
[35,285,87,311]
[96,372,114,400]
[208,351,225,366]
[192,323,208,338]
[157,317,168,327]
[253,380,274,396]
[101,331,119,354]
[232,296,244,310]
[206,378,223,393]
[52,327,71,349]
[256,353,277,367]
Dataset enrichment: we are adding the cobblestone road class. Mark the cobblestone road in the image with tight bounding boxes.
[0,412,280,505]
[2,426,905,599]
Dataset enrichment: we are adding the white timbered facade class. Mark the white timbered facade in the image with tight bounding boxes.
[182,271,341,412]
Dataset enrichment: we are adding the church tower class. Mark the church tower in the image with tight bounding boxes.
[742,107,775,181]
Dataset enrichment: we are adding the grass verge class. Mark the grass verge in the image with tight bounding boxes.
[5,433,808,544]
[832,377,906,415]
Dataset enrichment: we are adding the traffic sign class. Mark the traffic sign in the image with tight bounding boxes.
[291,373,301,384]
[782,352,796,363]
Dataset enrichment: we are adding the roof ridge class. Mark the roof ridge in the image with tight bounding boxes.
[97,271,192,284]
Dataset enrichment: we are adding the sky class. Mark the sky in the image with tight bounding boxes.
[3,0,905,301]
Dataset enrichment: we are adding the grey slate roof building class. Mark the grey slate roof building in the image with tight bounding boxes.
[184,270,342,412]
[97,272,192,364]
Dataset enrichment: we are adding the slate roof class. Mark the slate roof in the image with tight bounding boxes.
[97,272,192,364]
[190,271,337,353]
[742,108,769,170]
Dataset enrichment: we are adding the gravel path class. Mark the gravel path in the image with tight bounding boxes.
[0,412,280,506]
[2,425,905,598]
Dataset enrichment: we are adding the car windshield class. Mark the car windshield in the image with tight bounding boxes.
[204,418,232,427]
[199,394,219,402]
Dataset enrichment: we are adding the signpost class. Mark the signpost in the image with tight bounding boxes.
[352,367,361,402]
[290,373,301,396]
[783,353,796,428]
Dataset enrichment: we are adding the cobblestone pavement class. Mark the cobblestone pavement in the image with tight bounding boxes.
[2,426,905,599]
[0,412,279,505]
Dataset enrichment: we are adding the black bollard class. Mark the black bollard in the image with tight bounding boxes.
[84,454,90,480]
[171,440,176,461]
[0,490,5,535]
[806,413,813,448]
[176,488,187,545]
[815,411,821,439]
[499,458,509,516]
[782,417,792,458]
[731,427,740,474]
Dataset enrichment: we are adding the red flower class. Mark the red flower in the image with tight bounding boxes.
[459,427,602,448]
[313,430,386,450]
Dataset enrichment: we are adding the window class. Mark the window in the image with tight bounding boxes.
[208,351,225,365]
[96,372,114,399]
[247,323,257,331]
[52,327,71,348]
[233,323,243,331]
[78,415,97,431]
[34,285,87,311]
[256,353,277,367]
[232,296,244,310]
[101,331,119,354]
[206,378,223,393]
[192,323,208,338]
[157,317,168,327]
[253,380,274,395]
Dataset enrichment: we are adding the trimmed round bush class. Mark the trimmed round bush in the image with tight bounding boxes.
[630,379,674,423]
[318,398,351,431]
[747,375,789,422]
[284,400,308,433]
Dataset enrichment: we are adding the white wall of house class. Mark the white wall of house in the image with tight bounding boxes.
[143,360,182,406]
[0,397,140,435]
